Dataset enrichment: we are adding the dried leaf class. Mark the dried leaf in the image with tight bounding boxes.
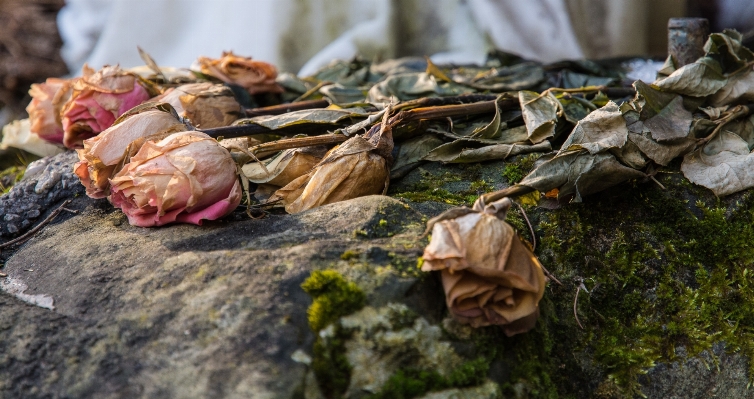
[233,108,367,131]
[367,72,470,103]
[519,90,559,143]
[681,131,754,196]
[519,151,646,202]
[559,101,628,154]
[653,57,727,97]
[242,146,326,186]
[391,134,445,178]
[468,62,545,91]
[643,96,693,142]
[627,132,696,166]
[709,69,754,106]
[423,139,551,163]
[560,70,616,89]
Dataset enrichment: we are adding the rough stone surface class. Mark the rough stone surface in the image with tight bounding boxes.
[2,153,754,399]
[0,194,438,399]
[0,150,83,239]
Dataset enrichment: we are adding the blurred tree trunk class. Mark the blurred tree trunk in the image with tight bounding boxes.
[0,0,68,113]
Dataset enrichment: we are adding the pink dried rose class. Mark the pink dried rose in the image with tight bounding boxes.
[153,82,242,128]
[196,51,282,95]
[421,199,546,336]
[61,64,151,149]
[74,109,187,198]
[109,131,241,227]
[26,77,73,145]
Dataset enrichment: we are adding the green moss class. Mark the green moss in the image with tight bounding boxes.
[0,165,25,194]
[502,153,540,184]
[301,270,366,332]
[391,168,497,206]
[520,175,754,397]
[340,250,360,261]
[366,357,490,399]
[301,270,366,398]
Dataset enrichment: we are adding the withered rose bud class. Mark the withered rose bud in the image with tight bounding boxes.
[153,82,242,128]
[270,125,393,214]
[74,109,187,199]
[26,77,73,145]
[61,64,151,149]
[196,51,283,95]
[421,200,546,336]
[242,146,327,187]
[109,132,241,227]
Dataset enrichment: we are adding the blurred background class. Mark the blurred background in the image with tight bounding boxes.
[0,0,752,116]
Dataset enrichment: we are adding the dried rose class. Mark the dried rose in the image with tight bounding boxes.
[74,109,187,199]
[270,125,392,214]
[109,132,241,227]
[421,200,546,336]
[61,64,151,149]
[153,82,242,128]
[242,146,327,187]
[195,51,282,95]
[26,77,73,145]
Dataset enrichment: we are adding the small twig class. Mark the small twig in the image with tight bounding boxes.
[573,278,588,330]
[337,108,389,136]
[476,185,535,209]
[244,99,331,117]
[649,175,666,190]
[513,201,536,252]
[0,200,73,251]
[293,81,332,103]
[698,105,751,146]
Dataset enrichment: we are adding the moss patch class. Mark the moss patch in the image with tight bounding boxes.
[501,153,540,184]
[301,270,366,398]
[0,165,25,194]
[501,172,754,398]
[390,167,497,206]
[366,357,490,399]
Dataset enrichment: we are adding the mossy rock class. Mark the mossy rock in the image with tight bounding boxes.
[3,152,754,399]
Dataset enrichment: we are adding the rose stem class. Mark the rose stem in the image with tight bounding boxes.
[244,99,330,117]
[249,134,348,158]
[201,122,349,140]
[394,94,499,111]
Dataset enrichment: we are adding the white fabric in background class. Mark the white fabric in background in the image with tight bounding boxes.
[59,0,586,77]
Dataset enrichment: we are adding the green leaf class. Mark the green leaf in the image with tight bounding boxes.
[519,90,559,143]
